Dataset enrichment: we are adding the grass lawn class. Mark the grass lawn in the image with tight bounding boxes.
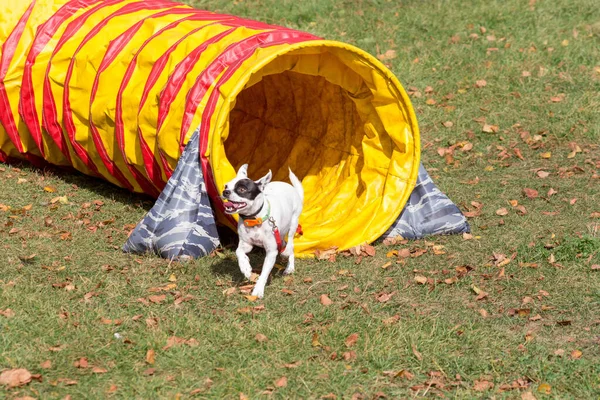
[1,0,600,398]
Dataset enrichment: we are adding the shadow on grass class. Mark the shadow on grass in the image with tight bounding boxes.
[9,160,155,209]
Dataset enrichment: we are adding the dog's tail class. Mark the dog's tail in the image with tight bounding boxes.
[288,168,304,203]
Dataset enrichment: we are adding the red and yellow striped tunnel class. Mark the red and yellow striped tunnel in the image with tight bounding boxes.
[0,0,420,256]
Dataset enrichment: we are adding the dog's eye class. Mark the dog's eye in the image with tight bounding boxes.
[238,187,246,193]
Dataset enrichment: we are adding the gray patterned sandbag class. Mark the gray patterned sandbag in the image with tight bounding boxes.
[380,164,470,240]
[123,129,221,259]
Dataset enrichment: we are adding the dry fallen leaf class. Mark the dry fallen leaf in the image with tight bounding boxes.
[411,344,423,361]
[146,349,155,365]
[320,294,333,306]
[473,379,494,391]
[570,349,582,359]
[345,333,359,348]
[377,49,397,61]
[523,188,539,199]
[40,360,52,369]
[148,294,166,304]
[496,207,509,216]
[274,376,288,388]
[475,79,487,88]
[521,391,537,400]
[382,314,400,325]
[0,368,32,388]
[537,383,551,394]
[414,275,428,285]
[255,333,268,343]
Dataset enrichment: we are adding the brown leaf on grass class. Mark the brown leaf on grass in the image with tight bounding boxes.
[537,170,549,178]
[0,368,32,388]
[473,379,494,391]
[311,332,321,347]
[143,368,155,376]
[539,152,551,159]
[146,349,155,365]
[162,336,199,350]
[255,334,268,343]
[320,294,333,306]
[274,376,288,387]
[482,124,499,133]
[537,383,551,394]
[74,357,89,368]
[376,292,395,303]
[496,208,509,216]
[380,262,392,270]
[521,391,537,400]
[0,308,15,318]
[475,79,487,88]
[92,367,108,374]
[591,265,600,271]
[343,351,357,361]
[382,315,400,325]
[148,294,166,304]
[479,309,489,318]
[442,121,454,128]
[362,244,376,256]
[377,49,397,61]
[40,360,52,369]
[590,212,600,218]
[570,349,582,359]
[345,333,359,348]
[314,247,338,262]
[523,188,538,199]
[411,344,423,361]
[414,275,428,285]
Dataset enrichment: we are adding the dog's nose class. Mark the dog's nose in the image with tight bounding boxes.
[222,189,231,198]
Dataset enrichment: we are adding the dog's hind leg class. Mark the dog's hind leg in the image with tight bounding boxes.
[251,249,277,298]
[282,215,299,275]
[236,241,253,280]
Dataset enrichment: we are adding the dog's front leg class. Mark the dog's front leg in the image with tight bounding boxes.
[251,249,277,298]
[236,240,253,280]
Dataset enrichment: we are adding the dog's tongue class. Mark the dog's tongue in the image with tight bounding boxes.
[223,201,234,208]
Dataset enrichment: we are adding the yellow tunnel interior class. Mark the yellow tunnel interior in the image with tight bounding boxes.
[212,43,419,256]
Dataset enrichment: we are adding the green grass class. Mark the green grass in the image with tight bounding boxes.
[2,0,600,398]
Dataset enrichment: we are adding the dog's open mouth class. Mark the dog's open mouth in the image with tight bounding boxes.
[223,200,247,214]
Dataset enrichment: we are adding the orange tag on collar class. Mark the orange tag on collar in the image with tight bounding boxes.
[243,218,263,227]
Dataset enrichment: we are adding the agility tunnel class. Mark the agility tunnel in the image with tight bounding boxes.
[0,0,468,258]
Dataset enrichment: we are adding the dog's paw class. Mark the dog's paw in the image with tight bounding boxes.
[251,286,264,298]
[283,265,295,275]
[239,263,252,280]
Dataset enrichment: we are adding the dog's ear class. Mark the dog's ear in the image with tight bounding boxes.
[255,170,272,191]
[236,164,248,178]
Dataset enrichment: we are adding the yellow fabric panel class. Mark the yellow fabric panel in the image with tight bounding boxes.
[87,10,197,192]
[120,18,216,180]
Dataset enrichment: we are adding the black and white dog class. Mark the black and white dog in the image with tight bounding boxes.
[222,164,304,298]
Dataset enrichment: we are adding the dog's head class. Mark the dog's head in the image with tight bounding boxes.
[222,164,272,215]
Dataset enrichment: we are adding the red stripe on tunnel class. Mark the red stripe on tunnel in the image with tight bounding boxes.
[19,0,105,158]
[61,1,183,189]
[41,0,141,163]
[0,1,36,155]
[90,8,202,196]
[116,14,232,193]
